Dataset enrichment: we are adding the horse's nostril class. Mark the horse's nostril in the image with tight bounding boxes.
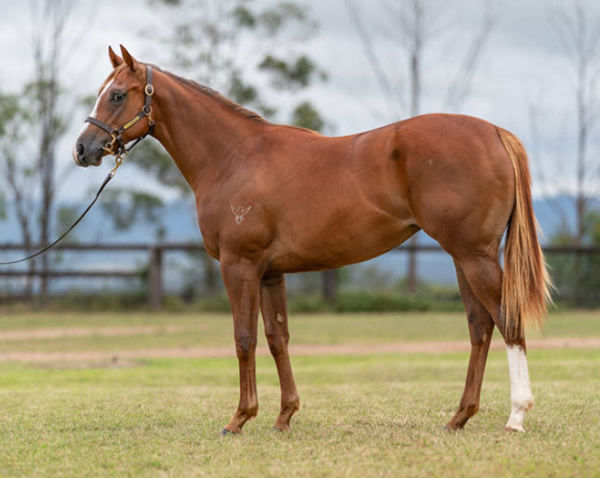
[76,143,85,156]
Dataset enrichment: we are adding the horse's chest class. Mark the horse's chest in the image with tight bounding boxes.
[196,198,272,262]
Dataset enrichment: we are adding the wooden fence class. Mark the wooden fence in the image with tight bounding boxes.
[1,242,599,307]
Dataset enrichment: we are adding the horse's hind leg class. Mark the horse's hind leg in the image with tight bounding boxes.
[446,261,495,430]
[260,274,300,431]
[456,254,534,432]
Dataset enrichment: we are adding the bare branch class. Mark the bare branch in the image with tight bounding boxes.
[344,0,404,118]
[527,100,570,226]
[443,0,497,111]
[549,0,600,241]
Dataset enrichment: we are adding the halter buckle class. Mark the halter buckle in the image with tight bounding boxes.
[144,105,155,127]
[103,133,119,155]
[145,84,154,96]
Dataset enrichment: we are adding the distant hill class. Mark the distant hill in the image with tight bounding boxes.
[0,195,593,287]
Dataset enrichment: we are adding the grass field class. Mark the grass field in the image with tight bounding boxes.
[0,310,598,477]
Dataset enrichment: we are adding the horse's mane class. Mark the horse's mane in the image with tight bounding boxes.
[150,64,268,124]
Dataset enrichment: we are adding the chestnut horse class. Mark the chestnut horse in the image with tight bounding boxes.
[74,46,551,434]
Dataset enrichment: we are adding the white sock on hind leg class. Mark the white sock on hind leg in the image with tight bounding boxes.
[505,344,534,432]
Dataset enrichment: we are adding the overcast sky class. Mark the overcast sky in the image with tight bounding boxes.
[1,0,600,201]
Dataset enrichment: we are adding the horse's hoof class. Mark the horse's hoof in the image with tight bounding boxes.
[443,423,460,432]
[505,425,525,433]
[273,422,292,432]
[221,428,235,436]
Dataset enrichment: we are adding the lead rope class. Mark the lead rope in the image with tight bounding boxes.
[0,134,145,266]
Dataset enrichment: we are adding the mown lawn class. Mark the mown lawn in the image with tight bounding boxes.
[0,309,598,353]
[0,311,598,477]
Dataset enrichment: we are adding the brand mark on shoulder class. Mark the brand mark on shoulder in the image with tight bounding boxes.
[230,204,252,225]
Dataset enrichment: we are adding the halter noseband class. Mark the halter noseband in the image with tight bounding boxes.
[85,65,155,157]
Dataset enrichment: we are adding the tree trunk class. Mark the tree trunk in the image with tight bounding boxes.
[34,11,62,302]
[322,269,338,302]
[6,160,36,300]
[406,0,423,294]
[406,235,418,293]
[39,149,55,300]
[573,60,587,306]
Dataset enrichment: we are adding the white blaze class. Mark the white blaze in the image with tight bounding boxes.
[505,344,534,432]
[76,79,114,137]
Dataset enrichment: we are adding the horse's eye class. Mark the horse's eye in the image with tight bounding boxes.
[111,92,125,103]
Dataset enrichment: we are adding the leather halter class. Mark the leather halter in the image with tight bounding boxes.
[85,65,155,155]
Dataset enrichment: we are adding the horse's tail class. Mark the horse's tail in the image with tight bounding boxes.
[496,127,553,339]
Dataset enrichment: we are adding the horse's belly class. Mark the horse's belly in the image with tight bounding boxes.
[266,209,416,273]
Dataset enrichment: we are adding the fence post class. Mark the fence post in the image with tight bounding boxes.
[322,269,337,302]
[148,246,163,309]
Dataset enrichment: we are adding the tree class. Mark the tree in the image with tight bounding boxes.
[345,0,495,292]
[28,0,76,298]
[151,0,325,119]
[530,1,600,305]
[0,94,37,297]
[0,0,77,300]
[549,1,600,245]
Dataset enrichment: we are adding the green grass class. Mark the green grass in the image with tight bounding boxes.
[0,310,598,354]
[0,311,598,476]
[0,350,598,477]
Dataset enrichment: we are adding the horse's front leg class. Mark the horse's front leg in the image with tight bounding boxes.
[221,260,261,434]
[260,274,300,431]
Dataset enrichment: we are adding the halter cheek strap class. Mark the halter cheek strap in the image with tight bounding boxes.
[85,65,155,155]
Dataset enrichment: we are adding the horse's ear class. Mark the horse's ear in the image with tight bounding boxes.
[119,44,137,72]
[108,46,123,68]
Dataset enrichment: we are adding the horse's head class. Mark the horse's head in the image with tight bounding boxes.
[73,45,153,167]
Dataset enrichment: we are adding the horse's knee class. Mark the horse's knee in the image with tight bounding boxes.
[266,332,289,357]
[235,334,257,360]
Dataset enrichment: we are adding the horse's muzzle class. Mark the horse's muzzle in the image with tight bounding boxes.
[73,142,103,167]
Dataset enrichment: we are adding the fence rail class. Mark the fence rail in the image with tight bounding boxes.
[1,242,599,307]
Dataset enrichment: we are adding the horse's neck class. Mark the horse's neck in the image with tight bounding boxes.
[151,71,265,193]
